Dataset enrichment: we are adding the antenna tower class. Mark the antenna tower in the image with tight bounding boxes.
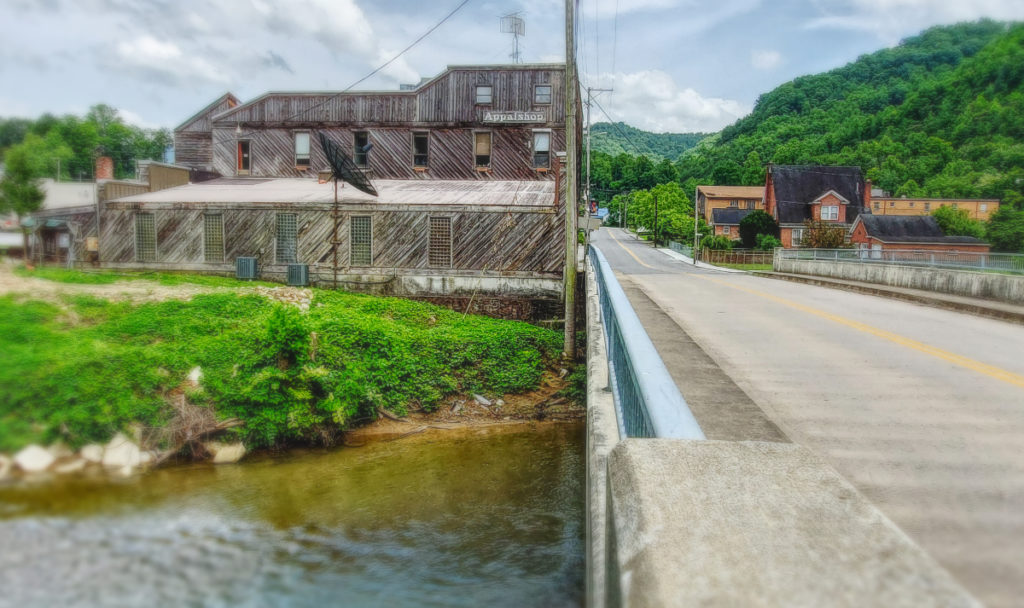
[500,12,525,63]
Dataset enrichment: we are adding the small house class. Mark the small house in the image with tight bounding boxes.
[849,215,990,254]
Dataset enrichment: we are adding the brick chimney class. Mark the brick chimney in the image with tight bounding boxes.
[864,178,872,210]
[95,156,114,181]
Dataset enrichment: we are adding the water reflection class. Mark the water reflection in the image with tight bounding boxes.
[0,422,584,607]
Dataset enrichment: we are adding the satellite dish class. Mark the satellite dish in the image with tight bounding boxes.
[318,131,378,197]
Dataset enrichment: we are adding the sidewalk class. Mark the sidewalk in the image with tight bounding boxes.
[755,270,1024,325]
[655,247,744,273]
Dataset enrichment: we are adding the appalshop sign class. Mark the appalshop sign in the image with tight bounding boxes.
[482,111,546,123]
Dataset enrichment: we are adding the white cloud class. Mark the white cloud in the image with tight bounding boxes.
[751,49,782,70]
[806,0,1024,40]
[113,35,229,85]
[590,70,750,133]
[118,108,160,130]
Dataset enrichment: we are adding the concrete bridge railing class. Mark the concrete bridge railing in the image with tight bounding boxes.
[586,245,979,607]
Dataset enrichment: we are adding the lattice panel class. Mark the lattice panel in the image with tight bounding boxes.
[135,213,156,262]
[276,213,297,263]
[429,216,452,268]
[204,214,224,262]
[350,215,372,266]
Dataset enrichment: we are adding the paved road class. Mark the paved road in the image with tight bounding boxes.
[591,227,1024,608]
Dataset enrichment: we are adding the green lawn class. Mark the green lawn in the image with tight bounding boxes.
[14,265,278,287]
[713,262,774,271]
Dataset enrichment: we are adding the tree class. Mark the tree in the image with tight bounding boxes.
[755,234,783,250]
[738,210,779,248]
[986,207,1024,252]
[0,146,46,257]
[931,205,986,239]
[800,220,848,248]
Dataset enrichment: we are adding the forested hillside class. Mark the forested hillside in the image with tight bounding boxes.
[589,122,706,159]
[590,20,1024,251]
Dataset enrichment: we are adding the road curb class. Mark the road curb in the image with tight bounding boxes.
[753,271,1024,325]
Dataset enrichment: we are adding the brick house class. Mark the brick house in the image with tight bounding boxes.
[710,208,755,238]
[695,185,764,224]
[764,165,868,248]
[849,215,990,254]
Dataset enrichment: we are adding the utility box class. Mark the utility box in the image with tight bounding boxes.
[287,264,309,286]
[236,257,258,280]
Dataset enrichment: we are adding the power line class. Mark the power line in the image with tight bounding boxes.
[590,95,644,155]
[212,0,473,148]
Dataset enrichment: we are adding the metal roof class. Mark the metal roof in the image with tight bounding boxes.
[711,208,756,225]
[770,165,864,225]
[108,178,556,208]
[854,215,987,245]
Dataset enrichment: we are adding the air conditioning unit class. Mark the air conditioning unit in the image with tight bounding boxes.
[236,257,258,280]
[287,264,309,287]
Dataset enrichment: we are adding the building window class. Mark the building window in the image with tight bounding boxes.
[237,140,251,175]
[429,217,452,267]
[873,202,880,210]
[952,203,958,209]
[276,213,297,264]
[534,85,552,104]
[350,215,372,266]
[135,213,156,262]
[722,225,731,235]
[474,132,491,167]
[821,205,839,221]
[980,203,988,212]
[294,132,310,168]
[889,201,895,207]
[204,213,224,263]
[747,201,755,210]
[533,131,550,168]
[729,200,738,208]
[909,202,915,208]
[791,228,805,247]
[413,132,429,168]
[924,202,931,211]
[353,132,369,167]
[475,85,492,105]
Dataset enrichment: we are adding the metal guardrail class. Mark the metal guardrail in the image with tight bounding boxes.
[667,240,693,258]
[589,244,705,440]
[777,248,1024,275]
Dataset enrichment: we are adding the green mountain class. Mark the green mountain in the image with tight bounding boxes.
[588,122,707,160]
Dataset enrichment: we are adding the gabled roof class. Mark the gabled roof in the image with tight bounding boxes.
[175,92,240,132]
[853,214,987,245]
[712,208,756,225]
[697,185,764,199]
[770,165,863,224]
[812,189,851,205]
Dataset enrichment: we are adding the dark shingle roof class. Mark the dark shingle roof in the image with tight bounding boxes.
[712,208,756,225]
[858,215,987,244]
[770,165,864,224]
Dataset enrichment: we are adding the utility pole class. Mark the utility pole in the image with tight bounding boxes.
[584,86,612,216]
[693,185,699,264]
[563,0,578,358]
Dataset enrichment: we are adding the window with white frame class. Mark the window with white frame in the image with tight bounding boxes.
[924,202,931,211]
[791,228,805,247]
[204,213,224,262]
[980,203,988,212]
[533,131,550,168]
[821,205,839,220]
[729,200,738,208]
[722,225,731,235]
[534,85,552,104]
[475,85,492,104]
[294,132,310,167]
[276,213,297,264]
[474,132,491,167]
[350,215,372,266]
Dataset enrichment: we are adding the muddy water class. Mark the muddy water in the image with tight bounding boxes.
[0,422,585,607]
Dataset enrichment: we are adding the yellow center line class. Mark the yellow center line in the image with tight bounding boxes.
[694,274,1024,389]
[606,229,656,269]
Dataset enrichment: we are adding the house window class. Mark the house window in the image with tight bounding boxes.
[889,201,895,207]
[722,226,731,235]
[237,140,251,175]
[791,228,804,247]
[873,202,880,210]
[294,132,310,168]
[413,132,429,168]
[276,213,297,264]
[350,215,372,266]
[909,202,915,208]
[204,213,224,263]
[135,213,156,262]
[729,200,738,208]
[429,217,452,267]
[747,201,756,210]
[924,202,931,211]
[980,203,988,212]
[474,132,491,167]
[821,205,839,221]
[353,132,369,167]
[952,203,958,209]
[533,131,550,168]
[475,85,492,105]
[534,85,552,104]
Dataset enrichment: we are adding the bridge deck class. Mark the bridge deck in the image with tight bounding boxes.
[591,227,1024,608]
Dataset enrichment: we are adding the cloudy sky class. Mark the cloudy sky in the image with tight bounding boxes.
[1,0,1023,133]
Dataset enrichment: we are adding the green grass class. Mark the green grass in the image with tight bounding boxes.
[14,265,278,287]
[0,289,562,452]
[713,263,774,271]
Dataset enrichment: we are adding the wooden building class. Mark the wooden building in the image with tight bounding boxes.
[105,64,575,319]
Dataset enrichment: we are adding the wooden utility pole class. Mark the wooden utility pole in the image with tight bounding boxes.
[563,0,578,357]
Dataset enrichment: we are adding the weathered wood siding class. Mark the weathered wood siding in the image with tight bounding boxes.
[100,181,149,202]
[174,93,240,169]
[100,203,563,280]
[210,126,565,181]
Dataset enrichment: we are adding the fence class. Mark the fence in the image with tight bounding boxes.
[667,240,693,258]
[701,248,774,266]
[776,248,1024,275]
[589,244,705,440]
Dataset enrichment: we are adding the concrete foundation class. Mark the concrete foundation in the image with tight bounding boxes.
[774,257,1024,305]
